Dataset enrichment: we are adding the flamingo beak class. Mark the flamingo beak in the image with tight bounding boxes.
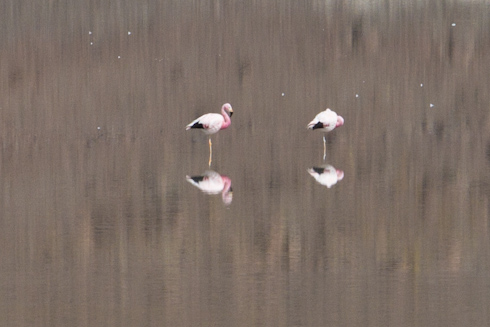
[228,110,234,117]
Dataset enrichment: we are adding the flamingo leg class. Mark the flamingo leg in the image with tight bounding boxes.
[323,135,326,161]
[208,138,212,167]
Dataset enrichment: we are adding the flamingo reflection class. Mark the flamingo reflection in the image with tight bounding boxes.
[308,165,344,188]
[186,170,233,205]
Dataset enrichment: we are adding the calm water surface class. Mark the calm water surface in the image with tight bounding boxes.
[1,0,490,326]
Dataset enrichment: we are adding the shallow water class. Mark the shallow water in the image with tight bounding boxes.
[1,0,490,326]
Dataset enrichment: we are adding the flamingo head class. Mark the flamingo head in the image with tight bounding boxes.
[336,170,344,181]
[336,115,344,127]
[223,103,233,117]
[222,190,233,205]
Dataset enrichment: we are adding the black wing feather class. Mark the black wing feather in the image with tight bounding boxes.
[189,122,205,129]
[311,122,324,130]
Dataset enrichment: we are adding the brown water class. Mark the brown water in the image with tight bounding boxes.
[1,0,490,326]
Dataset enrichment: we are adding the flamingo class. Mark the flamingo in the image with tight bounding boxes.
[186,103,233,166]
[307,108,344,160]
[308,165,344,188]
[186,170,233,205]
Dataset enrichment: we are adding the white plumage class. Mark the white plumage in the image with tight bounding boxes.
[308,165,344,188]
[186,170,233,205]
[186,103,233,166]
[186,103,233,134]
[186,113,225,135]
[307,108,344,132]
[307,108,344,160]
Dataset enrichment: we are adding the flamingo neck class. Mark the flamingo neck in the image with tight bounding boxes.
[221,176,233,205]
[221,177,231,193]
[220,106,232,130]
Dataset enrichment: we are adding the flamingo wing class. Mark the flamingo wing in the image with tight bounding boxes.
[307,109,338,132]
[308,165,344,188]
[186,171,224,194]
[186,113,224,135]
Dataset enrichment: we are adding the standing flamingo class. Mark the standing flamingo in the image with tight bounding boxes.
[307,108,344,160]
[186,103,233,167]
[186,170,233,205]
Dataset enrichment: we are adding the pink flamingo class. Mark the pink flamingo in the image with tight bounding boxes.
[186,171,233,205]
[186,103,234,166]
[308,165,344,188]
[307,108,344,160]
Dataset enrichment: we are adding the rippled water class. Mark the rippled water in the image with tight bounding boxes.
[1,0,490,326]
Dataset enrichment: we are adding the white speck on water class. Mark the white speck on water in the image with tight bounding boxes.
[118,56,121,59]
[97,127,101,130]
[355,94,359,98]
[430,104,434,108]
[89,31,92,35]
[362,81,365,83]
[281,93,285,96]
[451,23,456,27]
[128,31,131,35]
[420,83,423,87]
[90,42,93,45]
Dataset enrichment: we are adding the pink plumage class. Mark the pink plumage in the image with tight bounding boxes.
[307,108,344,132]
[186,171,233,205]
[186,103,233,134]
[307,108,344,160]
[186,103,234,167]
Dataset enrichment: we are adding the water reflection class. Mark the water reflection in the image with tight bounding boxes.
[186,170,233,205]
[3,0,490,325]
[308,165,344,188]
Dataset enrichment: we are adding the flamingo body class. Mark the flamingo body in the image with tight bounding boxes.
[308,165,344,188]
[186,170,233,205]
[186,103,233,135]
[307,108,344,132]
